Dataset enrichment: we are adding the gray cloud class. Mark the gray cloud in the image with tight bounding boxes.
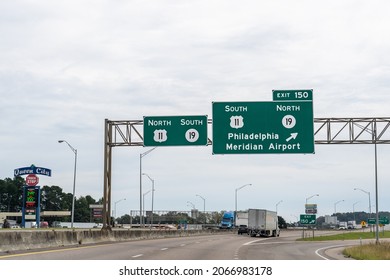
[1,0,390,220]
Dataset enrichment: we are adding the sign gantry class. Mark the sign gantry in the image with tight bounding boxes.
[104,117,390,147]
[102,87,390,228]
[102,117,390,227]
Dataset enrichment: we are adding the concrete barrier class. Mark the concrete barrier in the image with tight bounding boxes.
[0,228,227,253]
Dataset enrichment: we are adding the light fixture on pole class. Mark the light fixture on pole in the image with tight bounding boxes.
[142,173,155,228]
[291,214,298,224]
[305,194,319,204]
[353,201,360,222]
[142,190,151,223]
[114,198,126,221]
[139,147,157,227]
[235,184,252,214]
[334,199,344,214]
[354,188,371,217]
[276,200,283,213]
[305,194,319,215]
[58,140,77,228]
[187,201,195,209]
[353,123,380,244]
[196,194,206,227]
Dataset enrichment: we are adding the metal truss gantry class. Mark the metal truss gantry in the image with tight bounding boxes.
[102,118,390,227]
[105,118,390,147]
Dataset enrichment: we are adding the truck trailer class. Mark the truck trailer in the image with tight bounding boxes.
[247,209,279,237]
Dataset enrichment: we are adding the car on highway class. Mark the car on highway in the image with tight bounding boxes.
[237,225,248,235]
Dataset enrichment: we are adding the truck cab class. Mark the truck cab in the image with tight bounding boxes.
[219,211,234,229]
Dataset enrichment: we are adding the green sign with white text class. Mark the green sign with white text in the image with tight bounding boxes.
[300,214,316,225]
[212,101,314,154]
[368,217,389,225]
[273,89,313,101]
[143,115,208,146]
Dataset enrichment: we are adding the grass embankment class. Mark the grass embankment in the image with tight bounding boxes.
[343,242,390,260]
[300,230,390,260]
[300,230,390,241]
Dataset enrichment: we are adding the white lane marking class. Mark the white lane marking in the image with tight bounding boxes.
[243,238,279,246]
[315,244,352,260]
[180,244,186,247]
[132,254,143,258]
[234,249,240,260]
[161,248,168,251]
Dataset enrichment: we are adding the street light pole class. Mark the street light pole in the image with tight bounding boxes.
[142,190,151,223]
[142,173,155,228]
[235,184,252,214]
[276,200,283,213]
[353,201,360,222]
[373,136,380,244]
[139,147,156,227]
[58,140,77,228]
[334,200,345,214]
[354,123,380,244]
[114,198,126,222]
[305,194,319,205]
[291,214,298,225]
[305,194,319,217]
[275,200,283,230]
[196,194,206,227]
[354,188,371,217]
[187,201,195,209]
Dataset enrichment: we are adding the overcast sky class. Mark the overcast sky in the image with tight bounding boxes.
[1,0,390,222]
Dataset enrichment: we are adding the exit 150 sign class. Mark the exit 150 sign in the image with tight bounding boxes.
[300,214,316,225]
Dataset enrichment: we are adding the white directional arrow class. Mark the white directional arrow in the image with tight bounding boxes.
[286,132,298,142]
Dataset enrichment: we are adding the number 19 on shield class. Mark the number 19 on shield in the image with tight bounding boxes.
[185,128,199,142]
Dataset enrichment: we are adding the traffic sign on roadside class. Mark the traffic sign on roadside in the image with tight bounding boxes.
[300,214,316,225]
[368,217,389,225]
[212,101,314,154]
[143,115,208,146]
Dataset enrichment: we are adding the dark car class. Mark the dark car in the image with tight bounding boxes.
[237,225,248,235]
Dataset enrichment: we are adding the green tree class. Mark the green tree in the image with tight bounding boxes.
[74,196,93,222]
[0,177,24,212]
[278,216,287,229]
[41,185,69,211]
[210,211,224,224]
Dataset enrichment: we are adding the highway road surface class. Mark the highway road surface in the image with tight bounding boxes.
[0,230,358,260]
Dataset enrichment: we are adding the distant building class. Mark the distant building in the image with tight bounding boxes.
[324,215,338,225]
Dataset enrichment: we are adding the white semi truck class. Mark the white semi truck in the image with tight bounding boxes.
[247,209,279,237]
[235,211,249,234]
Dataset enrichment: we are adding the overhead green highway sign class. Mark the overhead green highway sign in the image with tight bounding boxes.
[143,115,208,146]
[273,89,313,101]
[212,101,314,154]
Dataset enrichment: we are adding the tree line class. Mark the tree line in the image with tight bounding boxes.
[0,177,292,229]
[0,176,102,225]
[0,177,226,226]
